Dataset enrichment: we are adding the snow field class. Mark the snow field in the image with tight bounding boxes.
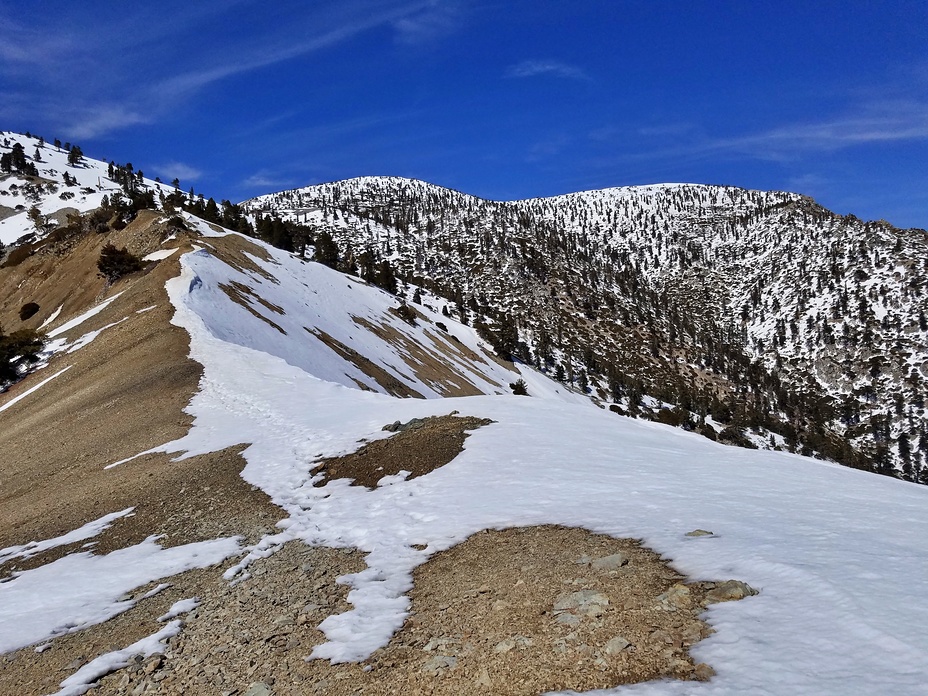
[133,238,928,694]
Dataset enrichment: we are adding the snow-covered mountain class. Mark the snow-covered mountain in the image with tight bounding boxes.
[243,176,928,481]
[0,131,176,249]
[2,131,928,694]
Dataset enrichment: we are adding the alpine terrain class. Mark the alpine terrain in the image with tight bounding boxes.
[1,131,927,696]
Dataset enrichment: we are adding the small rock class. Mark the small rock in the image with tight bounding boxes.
[555,613,581,627]
[492,600,509,611]
[604,636,630,654]
[63,657,85,671]
[591,553,628,571]
[554,589,609,616]
[143,655,163,674]
[244,683,274,696]
[475,666,492,688]
[382,421,402,432]
[670,658,693,675]
[649,629,674,644]
[656,583,692,610]
[493,639,515,654]
[705,580,758,604]
[574,554,592,565]
[421,655,457,675]
[694,662,716,681]
[685,529,714,537]
[680,623,705,645]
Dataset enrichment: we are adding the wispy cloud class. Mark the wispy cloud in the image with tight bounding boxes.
[704,102,928,160]
[155,161,204,183]
[148,1,449,100]
[505,60,590,81]
[392,0,462,45]
[64,105,153,140]
[0,1,447,140]
[595,100,928,166]
[241,170,296,191]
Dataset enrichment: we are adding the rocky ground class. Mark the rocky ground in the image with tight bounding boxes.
[4,525,751,696]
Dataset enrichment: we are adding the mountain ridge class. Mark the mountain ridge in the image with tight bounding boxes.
[3,129,927,482]
[242,174,928,482]
[2,129,928,694]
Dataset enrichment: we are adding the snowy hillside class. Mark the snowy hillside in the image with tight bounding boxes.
[0,131,175,247]
[3,222,927,694]
[244,176,928,481]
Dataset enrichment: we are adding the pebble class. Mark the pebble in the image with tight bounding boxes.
[591,553,628,571]
[421,655,457,675]
[656,583,692,610]
[245,681,274,696]
[685,529,714,537]
[553,589,609,617]
[604,636,631,654]
[705,580,758,603]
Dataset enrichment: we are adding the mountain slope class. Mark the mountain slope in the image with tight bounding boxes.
[244,176,928,480]
[1,134,927,695]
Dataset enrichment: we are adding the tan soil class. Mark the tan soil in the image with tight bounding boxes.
[0,222,283,558]
[221,281,288,334]
[308,327,425,398]
[352,315,510,396]
[313,414,493,488]
[70,526,741,696]
[0,222,285,689]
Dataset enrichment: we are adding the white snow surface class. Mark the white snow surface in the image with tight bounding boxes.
[118,234,928,694]
[0,508,134,564]
[0,366,71,414]
[51,620,183,696]
[157,597,200,622]
[0,536,239,654]
[46,292,124,338]
[142,248,178,262]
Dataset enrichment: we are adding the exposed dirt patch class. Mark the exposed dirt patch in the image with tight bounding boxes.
[0,222,284,572]
[313,414,493,488]
[79,542,366,696]
[220,281,287,334]
[202,232,278,283]
[0,543,365,696]
[230,280,285,315]
[307,327,425,398]
[352,315,510,396]
[333,525,731,695]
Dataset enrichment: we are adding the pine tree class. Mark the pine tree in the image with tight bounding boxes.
[313,231,339,268]
[67,144,83,166]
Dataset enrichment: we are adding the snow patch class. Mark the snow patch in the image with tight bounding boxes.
[0,508,134,564]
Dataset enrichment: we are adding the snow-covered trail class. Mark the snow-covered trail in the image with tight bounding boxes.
[139,241,928,695]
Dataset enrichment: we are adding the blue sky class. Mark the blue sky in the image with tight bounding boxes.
[2,0,927,228]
